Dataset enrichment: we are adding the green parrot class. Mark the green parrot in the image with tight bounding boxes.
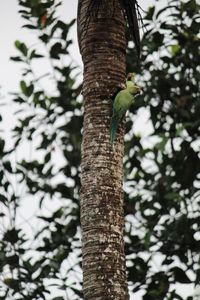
[110,73,141,144]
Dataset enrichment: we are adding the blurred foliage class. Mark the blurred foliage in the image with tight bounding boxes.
[0,0,199,299]
[0,0,82,299]
[125,0,200,298]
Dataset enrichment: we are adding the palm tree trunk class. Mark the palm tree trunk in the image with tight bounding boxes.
[78,0,129,299]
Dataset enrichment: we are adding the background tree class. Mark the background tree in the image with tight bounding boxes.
[0,1,82,299]
[0,0,199,299]
[125,0,200,298]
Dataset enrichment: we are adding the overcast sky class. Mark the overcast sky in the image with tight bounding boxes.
[0,0,159,142]
[0,0,79,94]
[0,0,161,93]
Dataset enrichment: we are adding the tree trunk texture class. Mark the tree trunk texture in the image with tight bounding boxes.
[78,0,129,299]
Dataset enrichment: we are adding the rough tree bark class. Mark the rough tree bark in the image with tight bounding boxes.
[78,0,129,299]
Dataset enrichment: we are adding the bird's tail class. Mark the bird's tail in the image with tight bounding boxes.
[110,116,118,145]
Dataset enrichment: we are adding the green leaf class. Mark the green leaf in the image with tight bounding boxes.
[4,229,19,244]
[15,40,28,56]
[3,278,20,291]
[20,80,27,94]
[39,33,50,43]
[0,194,7,204]
[29,50,44,59]
[44,152,51,163]
[3,161,12,173]
[0,138,5,156]
[145,6,155,20]
[170,44,181,55]
[50,42,62,59]
[20,81,34,97]
[22,24,37,29]
[10,56,23,62]
[6,254,19,267]
[171,267,191,283]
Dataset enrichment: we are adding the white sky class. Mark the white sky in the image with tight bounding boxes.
[0,0,80,93]
[0,1,197,299]
[0,0,160,93]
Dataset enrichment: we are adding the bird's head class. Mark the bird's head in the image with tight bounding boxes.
[131,84,141,95]
[127,81,141,96]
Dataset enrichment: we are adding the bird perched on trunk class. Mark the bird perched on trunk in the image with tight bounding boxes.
[110,73,141,144]
[77,0,142,58]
